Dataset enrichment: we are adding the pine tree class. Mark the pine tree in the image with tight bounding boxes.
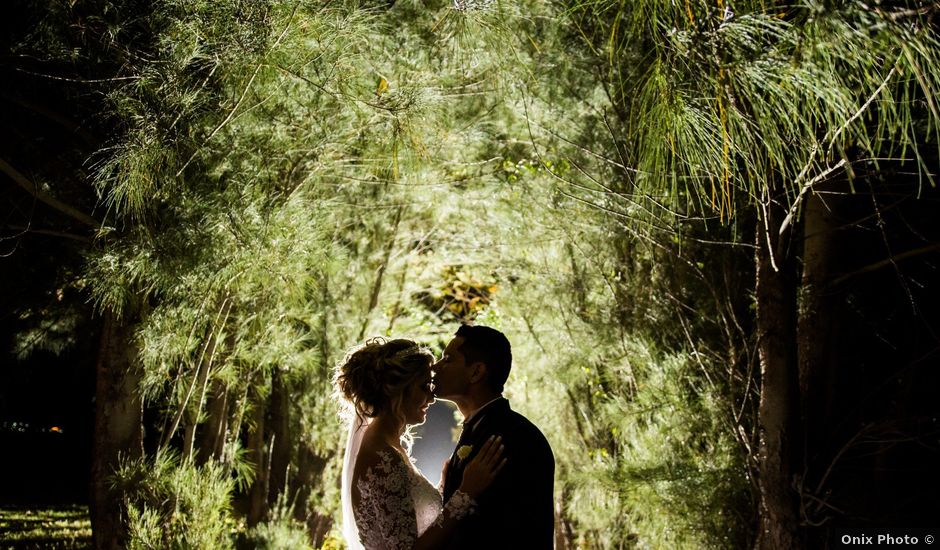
[530,1,940,546]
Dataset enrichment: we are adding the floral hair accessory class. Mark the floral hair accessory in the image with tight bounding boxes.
[456,445,473,461]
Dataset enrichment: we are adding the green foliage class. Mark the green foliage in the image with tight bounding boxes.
[112,450,236,549]
[63,2,554,544]
[487,204,752,547]
[244,503,315,550]
[573,345,747,548]
[552,0,940,221]
[505,2,940,546]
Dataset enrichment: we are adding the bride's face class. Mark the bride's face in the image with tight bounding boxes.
[403,370,435,426]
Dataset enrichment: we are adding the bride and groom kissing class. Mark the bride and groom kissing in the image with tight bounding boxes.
[336,324,555,549]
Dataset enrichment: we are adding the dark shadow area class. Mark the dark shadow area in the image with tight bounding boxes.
[803,169,940,542]
[0,347,95,505]
[1,0,101,510]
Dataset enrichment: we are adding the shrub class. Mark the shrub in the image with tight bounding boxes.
[111,450,236,549]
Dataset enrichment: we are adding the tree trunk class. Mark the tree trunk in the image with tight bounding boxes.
[357,206,403,340]
[183,352,213,462]
[89,309,143,550]
[797,183,841,526]
[293,443,333,545]
[197,381,229,465]
[553,480,576,550]
[247,378,269,527]
[268,368,292,505]
[198,320,235,465]
[754,204,801,549]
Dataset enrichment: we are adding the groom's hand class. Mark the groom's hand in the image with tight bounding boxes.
[457,435,507,498]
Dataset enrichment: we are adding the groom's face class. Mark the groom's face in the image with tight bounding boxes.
[431,337,471,400]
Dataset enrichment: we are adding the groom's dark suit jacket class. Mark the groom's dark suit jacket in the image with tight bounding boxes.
[442,398,555,549]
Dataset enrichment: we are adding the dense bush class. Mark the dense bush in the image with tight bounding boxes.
[112,451,235,549]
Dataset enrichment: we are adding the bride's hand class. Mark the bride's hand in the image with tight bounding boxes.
[458,435,507,498]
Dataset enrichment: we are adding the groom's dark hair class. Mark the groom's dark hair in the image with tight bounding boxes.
[455,324,511,393]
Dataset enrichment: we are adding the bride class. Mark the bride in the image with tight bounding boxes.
[335,337,506,550]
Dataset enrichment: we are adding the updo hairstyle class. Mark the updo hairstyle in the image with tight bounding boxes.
[335,337,434,424]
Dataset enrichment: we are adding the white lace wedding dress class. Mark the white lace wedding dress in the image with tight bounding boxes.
[341,416,475,549]
[353,448,475,548]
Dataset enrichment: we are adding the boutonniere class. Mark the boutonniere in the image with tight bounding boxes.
[456,445,473,461]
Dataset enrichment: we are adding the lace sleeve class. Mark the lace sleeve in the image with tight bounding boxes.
[354,449,418,550]
[434,490,476,528]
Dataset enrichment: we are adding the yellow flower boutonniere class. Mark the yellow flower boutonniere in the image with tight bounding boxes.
[456,445,473,461]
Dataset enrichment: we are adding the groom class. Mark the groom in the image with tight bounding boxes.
[433,324,555,549]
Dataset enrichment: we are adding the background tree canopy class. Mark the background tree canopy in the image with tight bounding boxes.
[1,0,938,548]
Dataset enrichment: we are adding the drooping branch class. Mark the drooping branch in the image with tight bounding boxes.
[0,158,101,229]
[778,159,847,235]
[779,63,901,236]
[5,225,94,244]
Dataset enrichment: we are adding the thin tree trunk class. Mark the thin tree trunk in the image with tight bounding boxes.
[553,480,576,550]
[90,309,143,550]
[184,299,230,461]
[227,382,252,466]
[197,382,229,465]
[159,335,215,450]
[292,444,332,545]
[247,377,269,527]
[267,368,292,505]
[754,203,801,549]
[385,256,411,335]
[183,343,215,462]
[797,183,841,527]
[357,206,403,341]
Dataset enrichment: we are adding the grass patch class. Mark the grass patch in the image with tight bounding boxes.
[0,505,92,549]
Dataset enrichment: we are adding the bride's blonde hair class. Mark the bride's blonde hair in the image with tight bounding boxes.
[335,337,434,439]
